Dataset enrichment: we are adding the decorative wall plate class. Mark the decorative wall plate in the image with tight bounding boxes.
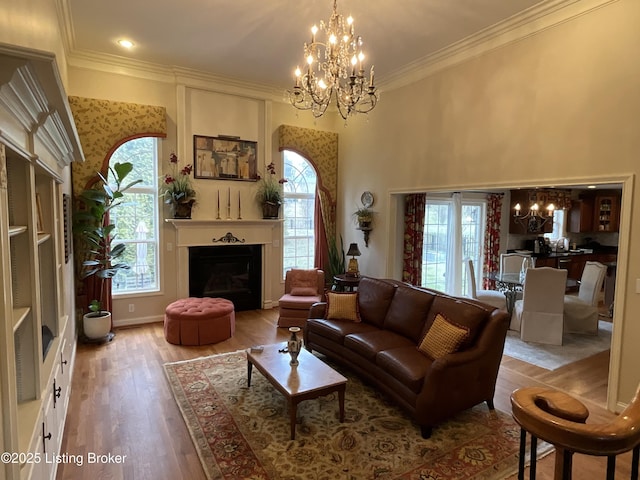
[361,191,374,208]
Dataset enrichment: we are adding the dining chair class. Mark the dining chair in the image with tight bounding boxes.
[465,258,507,310]
[500,253,533,276]
[564,261,607,335]
[512,266,567,345]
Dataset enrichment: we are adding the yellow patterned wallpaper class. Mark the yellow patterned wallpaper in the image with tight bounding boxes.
[277,124,338,239]
[68,96,167,194]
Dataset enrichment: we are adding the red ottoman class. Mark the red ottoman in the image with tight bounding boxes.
[164,297,235,346]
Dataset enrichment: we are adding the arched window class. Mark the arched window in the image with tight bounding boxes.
[282,150,317,276]
[108,137,160,294]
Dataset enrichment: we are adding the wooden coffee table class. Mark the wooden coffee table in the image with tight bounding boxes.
[247,344,347,440]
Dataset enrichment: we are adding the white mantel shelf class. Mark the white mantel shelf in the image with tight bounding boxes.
[165,218,283,227]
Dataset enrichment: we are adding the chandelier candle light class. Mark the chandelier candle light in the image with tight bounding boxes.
[288,0,379,120]
[514,201,555,232]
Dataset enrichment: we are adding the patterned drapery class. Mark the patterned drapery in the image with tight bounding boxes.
[68,96,167,195]
[402,193,426,286]
[483,193,504,289]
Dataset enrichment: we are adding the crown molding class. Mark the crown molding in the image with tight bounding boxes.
[59,0,618,98]
[379,0,619,91]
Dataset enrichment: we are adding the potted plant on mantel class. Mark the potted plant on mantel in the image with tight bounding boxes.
[255,162,287,219]
[160,152,197,219]
[74,162,142,340]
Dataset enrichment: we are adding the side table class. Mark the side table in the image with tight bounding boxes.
[332,274,361,292]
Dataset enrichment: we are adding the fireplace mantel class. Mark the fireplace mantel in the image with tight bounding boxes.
[166,218,282,308]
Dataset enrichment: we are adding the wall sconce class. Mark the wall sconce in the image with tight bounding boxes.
[514,202,555,232]
[346,243,361,277]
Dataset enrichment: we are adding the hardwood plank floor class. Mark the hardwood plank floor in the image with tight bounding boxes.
[57,310,628,480]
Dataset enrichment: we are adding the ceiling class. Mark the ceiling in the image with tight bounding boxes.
[62,0,548,89]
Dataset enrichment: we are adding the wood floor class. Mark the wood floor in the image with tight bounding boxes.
[56,310,631,480]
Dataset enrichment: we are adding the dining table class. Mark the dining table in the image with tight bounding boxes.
[484,271,578,316]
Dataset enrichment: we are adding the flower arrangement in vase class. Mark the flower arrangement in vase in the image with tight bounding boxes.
[255,162,287,219]
[160,152,196,218]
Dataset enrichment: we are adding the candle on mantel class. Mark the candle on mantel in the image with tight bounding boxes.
[238,191,242,219]
[217,190,220,211]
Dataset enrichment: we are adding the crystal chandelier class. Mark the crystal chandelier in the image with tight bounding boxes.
[287,0,379,120]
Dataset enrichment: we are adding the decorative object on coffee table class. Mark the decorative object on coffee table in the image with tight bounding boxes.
[287,327,302,365]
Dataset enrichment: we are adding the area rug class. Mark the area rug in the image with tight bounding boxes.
[164,350,551,480]
[503,320,612,370]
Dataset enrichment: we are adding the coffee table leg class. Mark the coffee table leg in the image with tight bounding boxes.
[290,400,297,440]
[338,385,345,422]
[247,360,253,387]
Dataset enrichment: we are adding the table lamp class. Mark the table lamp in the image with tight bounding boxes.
[346,243,361,277]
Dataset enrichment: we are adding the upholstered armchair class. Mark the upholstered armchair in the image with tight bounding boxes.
[563,261,607,334]
[278,269,325,328]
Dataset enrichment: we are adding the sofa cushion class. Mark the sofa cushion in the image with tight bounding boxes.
[422,295,491,348]
[325,292,361,322]
[344,330,414,361]
[290,286,318,296]
[383,285,435,342]
[376,346,433,394]
[418,313,469,359]
[357,277,397,327]
[279,293,322,310]
[307,318,378,345]
[288,269,320,288]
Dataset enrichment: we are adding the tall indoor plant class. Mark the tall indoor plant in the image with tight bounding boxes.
[74,162,142,339]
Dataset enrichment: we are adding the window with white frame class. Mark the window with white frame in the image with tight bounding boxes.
[108,137,160,294]
[282,150,317,277]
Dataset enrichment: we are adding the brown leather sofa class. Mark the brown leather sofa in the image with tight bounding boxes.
[304,276,510,438]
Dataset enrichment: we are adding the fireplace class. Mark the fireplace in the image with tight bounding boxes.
[167,219,281,310]
[189,245,262,311]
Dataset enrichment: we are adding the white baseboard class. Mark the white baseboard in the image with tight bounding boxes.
[113,314,164,328]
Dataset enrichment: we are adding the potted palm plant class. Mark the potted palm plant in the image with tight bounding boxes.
[74,162,142,340]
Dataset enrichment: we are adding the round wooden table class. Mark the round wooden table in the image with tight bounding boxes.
[332,274,361,292]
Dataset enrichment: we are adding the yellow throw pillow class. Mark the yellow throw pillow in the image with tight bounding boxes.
[325,292,361,322]
[418,313,469,359]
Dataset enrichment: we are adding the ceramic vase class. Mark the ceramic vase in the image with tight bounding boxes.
[287,327,302,366]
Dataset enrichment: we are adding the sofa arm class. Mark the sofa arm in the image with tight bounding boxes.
[309,302,327,319]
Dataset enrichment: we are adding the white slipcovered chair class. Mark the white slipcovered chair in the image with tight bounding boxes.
[511,267,567,345]
[563,261,607,335]
[500,253,532,275]
[465,259,507,310]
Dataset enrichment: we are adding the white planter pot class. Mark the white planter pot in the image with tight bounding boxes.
[83,311,112,339]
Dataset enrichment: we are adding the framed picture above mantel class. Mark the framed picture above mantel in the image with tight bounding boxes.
[193,134,258,181]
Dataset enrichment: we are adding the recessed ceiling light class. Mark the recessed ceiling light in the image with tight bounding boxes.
[587,185,597,189]
[117,39,134,49]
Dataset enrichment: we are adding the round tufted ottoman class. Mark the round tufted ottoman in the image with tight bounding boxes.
[164,297,235,346]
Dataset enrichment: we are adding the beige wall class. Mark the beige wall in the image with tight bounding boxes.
[0,0,68,83]
[339,0,639,403]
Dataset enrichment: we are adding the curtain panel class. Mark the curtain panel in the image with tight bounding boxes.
[483,193,503,289]
[402,193,426,285]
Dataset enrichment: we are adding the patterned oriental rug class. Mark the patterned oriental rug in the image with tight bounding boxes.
[164,350,551,480]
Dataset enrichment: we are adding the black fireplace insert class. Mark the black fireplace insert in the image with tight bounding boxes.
[188,245,262,311]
